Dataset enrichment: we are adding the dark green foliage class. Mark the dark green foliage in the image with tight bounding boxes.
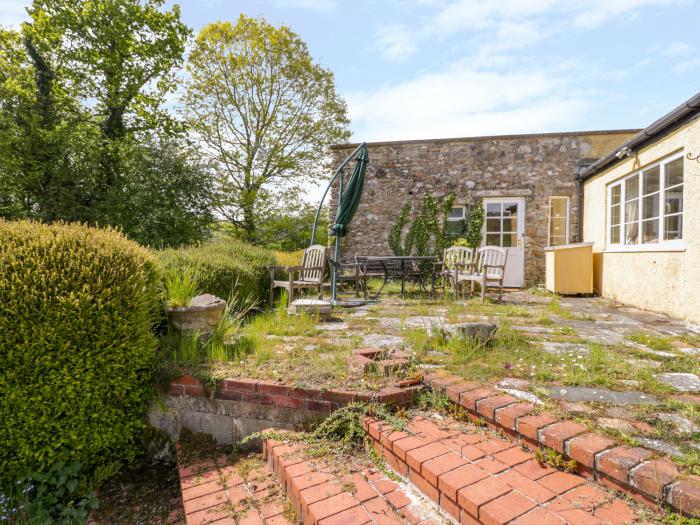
[465,201,484,249]
[0,220,161,488]
[252,203,328,251]
[158,235,276,308]
[388,194,455,257]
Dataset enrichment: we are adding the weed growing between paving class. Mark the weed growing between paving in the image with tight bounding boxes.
[534,447,577,472]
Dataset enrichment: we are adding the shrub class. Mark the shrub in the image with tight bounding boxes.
[0,220,161,486]
[158,234,276,307]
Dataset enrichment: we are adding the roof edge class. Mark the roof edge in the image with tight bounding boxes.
[579,91,700,182]
[330,129,641,150]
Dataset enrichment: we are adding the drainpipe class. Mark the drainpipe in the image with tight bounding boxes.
[574,161,593,243]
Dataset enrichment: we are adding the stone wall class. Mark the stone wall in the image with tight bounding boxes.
[330,130,637,285]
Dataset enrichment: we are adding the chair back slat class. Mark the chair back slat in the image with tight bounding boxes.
[301,245,326,282]
[477,246,507,277]
[443,246,473,270]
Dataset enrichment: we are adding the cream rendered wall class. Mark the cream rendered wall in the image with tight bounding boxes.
[583,117,700,323]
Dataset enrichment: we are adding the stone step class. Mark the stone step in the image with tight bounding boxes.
[263,436,452,525]
[364,414,658,525]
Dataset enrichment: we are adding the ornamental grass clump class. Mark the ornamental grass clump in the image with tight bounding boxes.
[0,220,161,491]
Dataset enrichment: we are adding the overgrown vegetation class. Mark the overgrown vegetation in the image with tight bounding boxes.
[389,194,456,257]
[534,447,577,472]
[0,221,160,520]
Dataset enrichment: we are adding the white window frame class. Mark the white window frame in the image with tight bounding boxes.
[606,152,685,252]
[548,196,570,246]
[447,205,466,221]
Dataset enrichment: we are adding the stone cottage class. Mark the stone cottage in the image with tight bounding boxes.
[330,130,637,287]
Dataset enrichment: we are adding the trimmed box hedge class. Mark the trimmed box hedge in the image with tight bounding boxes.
[0,220,161,484]
[159,235,276,307]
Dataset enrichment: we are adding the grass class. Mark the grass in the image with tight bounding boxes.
[627,331,676,352]
[163,268,199,308]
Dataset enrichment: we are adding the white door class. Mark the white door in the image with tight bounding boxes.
[482,197,525,288]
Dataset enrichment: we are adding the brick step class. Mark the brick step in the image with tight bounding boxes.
[263,435,453,525]
[177,450,298,525]
[364,414,658,525]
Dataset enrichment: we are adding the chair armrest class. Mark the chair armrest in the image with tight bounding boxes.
[267,265,287,271]
[482,264,505,270]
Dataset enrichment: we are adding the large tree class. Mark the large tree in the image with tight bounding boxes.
[183,15,350,243]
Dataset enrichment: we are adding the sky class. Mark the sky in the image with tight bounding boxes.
[2,0,699,198]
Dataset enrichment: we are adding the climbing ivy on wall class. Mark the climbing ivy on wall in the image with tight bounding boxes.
[388,194,456,256]
[465,201,484,249]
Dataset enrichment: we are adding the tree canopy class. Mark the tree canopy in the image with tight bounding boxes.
[183,15,350,243]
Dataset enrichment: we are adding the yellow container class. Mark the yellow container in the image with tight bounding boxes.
[544,243,594,295]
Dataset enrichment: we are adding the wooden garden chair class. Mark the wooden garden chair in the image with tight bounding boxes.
[268,245,327,307]
[432,246,474,294]
[456,246,508,302]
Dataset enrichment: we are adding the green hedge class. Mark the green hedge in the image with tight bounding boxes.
[158,235,276,307]
[0,220,161,485]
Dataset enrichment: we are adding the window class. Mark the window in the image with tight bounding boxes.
[607,154,684,250]
[444,205,466,237]
[485,202,519,247]
[548,197,569,246]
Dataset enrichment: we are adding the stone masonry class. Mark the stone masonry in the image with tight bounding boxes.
[330,130,637,285]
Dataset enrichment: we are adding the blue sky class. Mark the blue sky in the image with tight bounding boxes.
[3,0,698,143]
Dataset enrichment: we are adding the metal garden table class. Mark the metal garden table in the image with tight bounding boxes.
[364,255,438,298]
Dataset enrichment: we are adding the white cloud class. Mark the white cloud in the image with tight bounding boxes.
[660,41,695,56]
[375,24,418,62]
[673,57,700,73]
[272,0,336,10]
[0,0,28,29]
[346,60,590,141]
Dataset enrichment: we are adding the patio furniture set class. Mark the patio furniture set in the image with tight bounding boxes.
[268,244,507,306]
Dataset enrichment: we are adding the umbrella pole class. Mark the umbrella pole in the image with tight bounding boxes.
[332,171,344,305]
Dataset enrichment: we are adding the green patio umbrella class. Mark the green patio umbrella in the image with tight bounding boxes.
[310,142,369,304]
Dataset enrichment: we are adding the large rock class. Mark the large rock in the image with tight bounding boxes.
[449,322,498,345]
[656,373,700,392]
[548,386,659,405]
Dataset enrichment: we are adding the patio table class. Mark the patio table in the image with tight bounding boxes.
[364,255,438,298]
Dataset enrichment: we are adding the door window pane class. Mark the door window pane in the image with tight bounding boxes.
[664,215,682,240]
[502,234,516,247]
[486,218,500,232]
[642,219,659,244]
[485,234,500,246]
[642,194,659,220]
[643,166,660,194]
[486,203,501,216]
[502,217,517,232]
[503,203,518,216]
[665,158,683,188]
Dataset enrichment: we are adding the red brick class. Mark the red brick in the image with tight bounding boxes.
[386,489,411,509]
[244,392,273,405]
[299,481,344,511]
[290,472,335,500]
[479,490,536,525]
[373,478,399,494]
[169,383,185,395]
[446,382,479,404]
[517,415,559,441]
[476,395,518,420]
[459,389,498,411]
[460,509,481,525]
[368,420,389,441]
[406,442,451,471]
[474,438,513,456]
[306,399,333,413]
[183,489,227,514]
[514,459,556,480]
[318,506,372,525]
[383,449,409,477]
[376,386,406,405]
[538,471,585,495]
[256,382,290,396]
[499,470,556,503]
[431,376,461,393]
[548,498,599,525]
[322,389,357,404]
[267,515,295,525]
[409,470,440,503]
[667,478,700,518]
[275,396,305,408]
[290,386,322,400]
[307,492,359,522]
[457,477,511,516]
[421,452,468,486]
[597,446,653,483]
[184,384,204,396]
[238,509,264,525]
[438,464,490,501]
[341,473,375,502]
[260,502,284,519]
[510,508,565,525]
[566,433,616,469]
[381,430,409,450]
[474,458,508,474]
[182,480,223,502]
[174,374,200,386]
[560,484,607,511]
[363,497,402,525]
[495,403,534,432]
[217,389,245,401]
[492,446,532,467]
[538,421,587,453]
[593,499,637,525]
[186,503,230,525]
[407,418,454,439]
[223,378,258,392]
[440,493,461,520]
[630,459,679,500]
[391,436,436,461]
[459,444,486,461]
